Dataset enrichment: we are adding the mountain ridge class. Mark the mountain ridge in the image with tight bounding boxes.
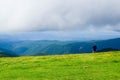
[0,38,120,56]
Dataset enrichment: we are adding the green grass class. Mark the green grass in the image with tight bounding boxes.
[0,51,120,80]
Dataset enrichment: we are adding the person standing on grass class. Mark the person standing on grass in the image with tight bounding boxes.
[92,44,97,53]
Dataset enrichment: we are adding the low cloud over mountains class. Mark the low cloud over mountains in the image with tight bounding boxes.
[0,0,120,33]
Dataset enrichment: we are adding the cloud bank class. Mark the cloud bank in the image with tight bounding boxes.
[0,0,120,33]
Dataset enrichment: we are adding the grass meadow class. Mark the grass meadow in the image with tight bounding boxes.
[0,51,120,80]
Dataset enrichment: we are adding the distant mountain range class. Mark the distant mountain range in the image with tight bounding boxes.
[0,38,120,56]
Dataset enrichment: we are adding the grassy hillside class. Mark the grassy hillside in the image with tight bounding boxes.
[0,51,120,80]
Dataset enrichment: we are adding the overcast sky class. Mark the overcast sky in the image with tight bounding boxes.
[0,0,120,40]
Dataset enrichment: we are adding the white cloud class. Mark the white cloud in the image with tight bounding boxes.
[0,0,120,33]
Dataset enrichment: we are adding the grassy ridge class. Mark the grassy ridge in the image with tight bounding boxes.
[0,51,120,80]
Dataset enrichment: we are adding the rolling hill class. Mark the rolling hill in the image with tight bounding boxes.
[0,48,18,57]
[0,38,120,56]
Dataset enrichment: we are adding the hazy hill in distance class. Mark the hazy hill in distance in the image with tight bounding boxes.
[0,38,120,56]
[0,48,18,57]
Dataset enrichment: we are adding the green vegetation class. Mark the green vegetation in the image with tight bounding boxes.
[0,51,120,80]
[0,52,9,57]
